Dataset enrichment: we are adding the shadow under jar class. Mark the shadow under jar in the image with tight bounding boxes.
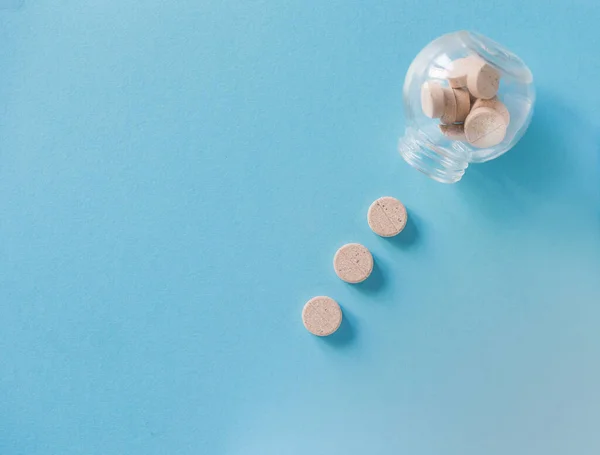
[399,31,535,183]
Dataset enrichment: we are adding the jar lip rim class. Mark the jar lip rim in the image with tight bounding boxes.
[457,30,533,83]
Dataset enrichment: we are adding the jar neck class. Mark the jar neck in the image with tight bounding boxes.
[398,128,470,183]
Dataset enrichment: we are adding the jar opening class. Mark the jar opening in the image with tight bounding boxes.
[398,128,469,184]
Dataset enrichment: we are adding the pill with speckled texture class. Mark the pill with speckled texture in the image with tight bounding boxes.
[472,96,510,124]
[367,196,407,237]
[465,106,507,148]
[440,87,457,125]
[467,57,500,99]
[453,87,471,122]
[302,296,342,336]
[446,57,471,88]
[333,243,373,283]
[421,81,445,118]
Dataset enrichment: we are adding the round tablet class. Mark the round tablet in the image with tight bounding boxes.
[453,87,471,122]
[472,96,510,124]
[302,296,342,336]
[464,107,507,148]
[367,196,408,237]
[333,243,373,284]
[440,87,457,125]
[421,81,445,118]
[447,57,470,88]
[467,58,500,99]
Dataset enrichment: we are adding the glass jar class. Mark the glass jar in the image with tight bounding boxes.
[398,31,535,183]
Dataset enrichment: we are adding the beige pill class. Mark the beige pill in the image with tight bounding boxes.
[472,96,510,124]
[453,87,471,122]
[464,107,507,148]
[333,243,373,283]
[467,57,500,99]
[302,296,342,336]
[439,123,466,141]
[421,81,445,118]
[447,57,471,88]
[440,87,457,125]
[367,196,407,237]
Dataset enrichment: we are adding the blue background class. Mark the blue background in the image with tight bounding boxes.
[1,1,599,454]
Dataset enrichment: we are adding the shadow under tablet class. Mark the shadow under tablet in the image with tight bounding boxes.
[323,307,356,348]
[353,256,385,295]
[386,213,421,250]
